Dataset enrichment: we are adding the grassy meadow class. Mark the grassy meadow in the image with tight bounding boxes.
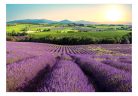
[6,23,132,45]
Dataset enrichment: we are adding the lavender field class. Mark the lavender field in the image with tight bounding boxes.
[6,41,132,92]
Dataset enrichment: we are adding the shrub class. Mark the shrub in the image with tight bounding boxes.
[121,32,132,44]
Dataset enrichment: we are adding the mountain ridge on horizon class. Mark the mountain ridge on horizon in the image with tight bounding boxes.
[7,19,132,25]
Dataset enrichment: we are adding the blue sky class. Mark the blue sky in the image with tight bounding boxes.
[7,4,132,24]
[7,4,93,21]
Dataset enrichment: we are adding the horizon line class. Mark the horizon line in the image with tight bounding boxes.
[6,18,132,24]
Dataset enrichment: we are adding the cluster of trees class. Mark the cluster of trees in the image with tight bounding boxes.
[7,24,16,26]
[42,28,50,32]
[67,23,85,27]
[7,30,28,36]
[9,32,131,45]
[116,26,132,31]
[121,32,132,44]
[7,27,51,36]
[36,28,51,32]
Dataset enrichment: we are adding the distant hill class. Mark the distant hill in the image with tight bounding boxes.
[7,19,97,25]
[7,19,131,25]
[75,20,96,24]
[58,20,73,24]
[7,19,57,24]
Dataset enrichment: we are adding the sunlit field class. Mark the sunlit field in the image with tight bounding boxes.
[7,41,132,92]
[6,4,132,92]
[7,24,131,44]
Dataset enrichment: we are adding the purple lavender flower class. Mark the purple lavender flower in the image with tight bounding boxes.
[7,41,132,92]
[36,60,95,92]
[72,55,132,92]
[7,53,56,92]
[101,59,132,72]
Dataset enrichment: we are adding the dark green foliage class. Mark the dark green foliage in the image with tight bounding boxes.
[36,29,42,32]
[6,36,30,42]
[21,27,29,31]
[42,28,51,32]
[7,30,28,36]
[121,32,132,44]
[16,34,131,45]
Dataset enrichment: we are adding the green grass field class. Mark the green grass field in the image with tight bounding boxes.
[6,23,132,45]
[29,31,128,40]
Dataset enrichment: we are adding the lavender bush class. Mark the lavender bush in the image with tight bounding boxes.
[7,53,56,91]
[72,55,132,92]
[36,60,95,92]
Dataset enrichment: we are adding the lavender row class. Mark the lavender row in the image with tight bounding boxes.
[7,42,54,64]
[7,53,56,92]
[36,59,95,92]
[89,54,132,72]
[71,55,132,92]
[94,44,132,54]
[101,59,132,72]
[7,41,131,56]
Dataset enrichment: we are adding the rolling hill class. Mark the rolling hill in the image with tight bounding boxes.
[7,19,96,25]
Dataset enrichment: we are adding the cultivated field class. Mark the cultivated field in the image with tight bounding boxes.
[7,41,132,92]
[6,24,132,44]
